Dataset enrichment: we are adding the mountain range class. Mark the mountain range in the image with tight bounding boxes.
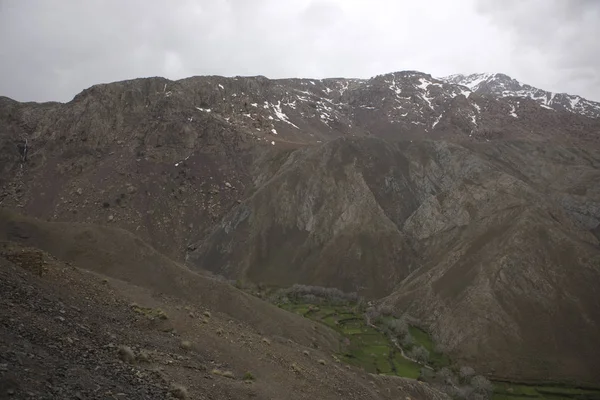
[1,70,600,397]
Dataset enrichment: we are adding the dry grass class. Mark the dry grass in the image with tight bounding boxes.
[180,340,192,350]
[211,369,235,379]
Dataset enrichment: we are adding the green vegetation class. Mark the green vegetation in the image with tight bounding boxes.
[493,382,600,400]
[264,283,600,400]
[280,302,423,379]
[408,326,450,369]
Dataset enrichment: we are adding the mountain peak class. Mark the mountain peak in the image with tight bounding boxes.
[441,72,600,118]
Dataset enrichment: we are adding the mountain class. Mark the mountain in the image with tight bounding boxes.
[442,73,600,119]
[1,70,600,388]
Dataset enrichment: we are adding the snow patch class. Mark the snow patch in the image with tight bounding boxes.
[270,101,299,129]
[432,114,442,129]
[416,78,431,91]
[271,128,277,135]
[218,84,224,90]
[509,104,518,118]
[195,107,211,112]
[569,96,580,109]
[175,154,191,167]
[271,141,275,145]
[251,103,258,107]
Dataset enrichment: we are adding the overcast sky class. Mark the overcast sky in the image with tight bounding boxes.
[1,0,599,102]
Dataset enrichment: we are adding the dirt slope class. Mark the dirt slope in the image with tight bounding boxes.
[0,234,448,399]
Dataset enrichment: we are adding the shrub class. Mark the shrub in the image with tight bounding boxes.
[317,359,326,365]
[273,284,359,305]
[364,306,380,324]
[400,333,413,348]
[180,340,192,350]
[437,367,457,385]
[211,369,235,379]
[471,375,493,395]
[221,371,235,379]
[419,367,435,382]
[243,372,255,381]
[459,366,476,383]
[117,345,135,364]
[137,349,151,363]
[408,345,429,363]
[386,318,409,338]
[170,384,188,399]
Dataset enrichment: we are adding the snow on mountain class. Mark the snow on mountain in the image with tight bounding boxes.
[442,73,600,119]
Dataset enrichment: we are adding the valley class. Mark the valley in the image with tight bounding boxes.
[1,70,600,399]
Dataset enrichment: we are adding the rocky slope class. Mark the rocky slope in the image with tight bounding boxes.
[0,212,449,400]
[188,137,600,383]
[443,73,600,119]
[2,70,600,386]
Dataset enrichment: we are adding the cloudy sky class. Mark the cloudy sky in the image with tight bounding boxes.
[1,0,599,102]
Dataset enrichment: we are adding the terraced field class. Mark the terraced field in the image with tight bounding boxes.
[279,302,600,400]
[280,303,429,379]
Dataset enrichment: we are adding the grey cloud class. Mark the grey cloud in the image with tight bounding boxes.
[476,0,600,99]
[1,0,599,102]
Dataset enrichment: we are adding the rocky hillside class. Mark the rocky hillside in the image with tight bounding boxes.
[1,70,600,386]
[0,211,449,400]
[188,137,600,383]
[443,73,600,119]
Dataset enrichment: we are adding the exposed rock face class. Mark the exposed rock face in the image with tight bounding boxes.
[443,72,600,118]
[1,70,600,384]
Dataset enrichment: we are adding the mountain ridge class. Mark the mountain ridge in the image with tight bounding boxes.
[442,72,600,118]
[1,69,600,386]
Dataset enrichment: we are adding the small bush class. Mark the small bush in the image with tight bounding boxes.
[408,345,429,363]
[211,369,235,379]
[437,367,457,385]
[302,350,310,356]
[364,306,380,324]
[261,337,271,345]
[137,349,151,363]
[471,375,493,395]
[243,372,255,381]
[118,345,135,364]
[169,383,188,399]
[419,367,435,382]
[317,359,326,365]
[459,366,476,383]
[203,310,211,318]
[180,340,192,350]
[400,333,413,348]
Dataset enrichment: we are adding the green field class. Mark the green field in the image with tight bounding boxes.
[493,382,600,400]
[279,301,600,400]
[281,303,422,378]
